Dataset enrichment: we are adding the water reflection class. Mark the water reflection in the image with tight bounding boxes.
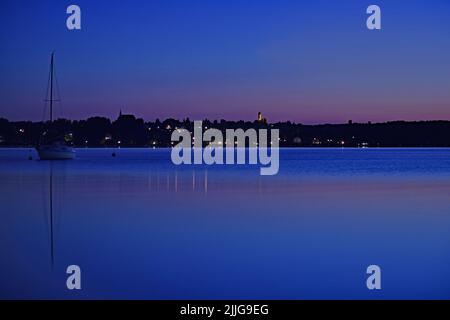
[108,169,210,194]
[49,163,54,267]
[1,148,450,299]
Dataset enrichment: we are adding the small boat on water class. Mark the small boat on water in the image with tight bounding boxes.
[36,52,75,160]
[37,141,75,160]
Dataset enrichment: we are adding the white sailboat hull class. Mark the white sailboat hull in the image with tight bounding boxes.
[37,145,75,160]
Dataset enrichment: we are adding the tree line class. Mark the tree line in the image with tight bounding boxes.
[1,115,450,147]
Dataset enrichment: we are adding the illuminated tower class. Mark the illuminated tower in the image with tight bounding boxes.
[258,112,263,122]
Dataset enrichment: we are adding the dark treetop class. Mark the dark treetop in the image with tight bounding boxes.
[1,113,450,148]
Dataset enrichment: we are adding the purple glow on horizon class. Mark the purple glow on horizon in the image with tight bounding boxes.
[1,0,449,123]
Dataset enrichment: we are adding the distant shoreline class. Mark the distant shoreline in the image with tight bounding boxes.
[1,116,450,148]
[2,146,450,149]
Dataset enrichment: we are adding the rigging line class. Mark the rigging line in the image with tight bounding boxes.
[41,56,52,123]
[53,57,64,119]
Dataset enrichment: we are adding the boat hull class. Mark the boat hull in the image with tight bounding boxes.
[36,145,75,160]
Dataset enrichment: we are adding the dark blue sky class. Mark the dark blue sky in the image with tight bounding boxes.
[1,0,450,123]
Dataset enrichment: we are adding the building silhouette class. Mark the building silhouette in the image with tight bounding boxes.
[257,112,267,124]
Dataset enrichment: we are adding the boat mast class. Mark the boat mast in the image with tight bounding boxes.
[49,52,54,122]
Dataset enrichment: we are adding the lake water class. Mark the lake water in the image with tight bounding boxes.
[1,148,449,299]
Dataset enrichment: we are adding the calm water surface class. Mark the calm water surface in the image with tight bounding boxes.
[1,148,449,299]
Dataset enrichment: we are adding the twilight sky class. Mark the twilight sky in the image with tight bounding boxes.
[1,0,450,123]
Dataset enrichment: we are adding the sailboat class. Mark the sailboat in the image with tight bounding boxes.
[36,52,75,160]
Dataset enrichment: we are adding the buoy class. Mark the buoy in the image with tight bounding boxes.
[112,152,116,157]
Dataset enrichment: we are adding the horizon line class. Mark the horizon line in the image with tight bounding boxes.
[2,114,450,126]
